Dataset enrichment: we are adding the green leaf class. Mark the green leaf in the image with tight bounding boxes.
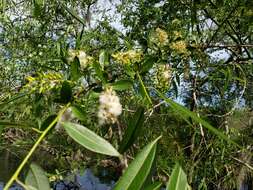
[70,57,81,81]
[111,80,133,91]
[140,56,156,74]
[0,93,27,108]
[145,182,163,190]
[0,125,4,141]
[33,0,44,18]
[62,122,120,157]
[166,163,188,190]
[40,115,57,131]
[60,81,72,103]
[137,72,152,105]
[99,50,109,68]
[119,106,144,153]
[61,4,86,25]
[155,89,240,148]
[25,163,50,190]
[0,121,27,127]
[93,61,106,84]
[71,105,86,121]
[114,136,161,190]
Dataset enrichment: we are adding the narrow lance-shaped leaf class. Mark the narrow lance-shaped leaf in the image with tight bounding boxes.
[119,106,144,153]
[99,50,109,68]
[62,122,120,157]
[25,163,50,190]
[145,182,163,190]
[0,125,3,141]
[0,93,27,108]
[60,81,72,103]
[93,61,106,84]
[0,121,28,127]
[155,89,240,148]
[166,163,189,190]
[112,80,133,91]
[114,136,161,190]
[70,57,81,81]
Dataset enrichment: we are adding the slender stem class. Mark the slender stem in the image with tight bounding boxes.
[136,72,152,105]
[4,103,70,190]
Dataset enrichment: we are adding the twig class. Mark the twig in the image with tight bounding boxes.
[232,157,253,171]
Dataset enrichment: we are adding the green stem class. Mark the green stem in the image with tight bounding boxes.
[4,104,70,190]
[136,72,152,105]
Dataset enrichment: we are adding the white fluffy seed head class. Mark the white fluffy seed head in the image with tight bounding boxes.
[97,88,122,125]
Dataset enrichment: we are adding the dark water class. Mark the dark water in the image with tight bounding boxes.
[0,150,114,190]
[0,168,114,190]
[0,165,114,190]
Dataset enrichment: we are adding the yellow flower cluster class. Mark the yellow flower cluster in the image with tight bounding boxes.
[173,31,182,40]
[112,50,143,64]
[155,28,168,45]
[24,72,63,93]
[154,64,172,91]
[170,40,189,55]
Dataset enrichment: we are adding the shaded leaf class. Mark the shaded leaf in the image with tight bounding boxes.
[0,93,27,107]
[25,163,50,190]
[40,115,57,131]
[71,105,86,121]
[112,80,133,91]
[119,106,145,153]
[166,163,188,190]
[70,57,81,81]
[0,121,28,127]
[114,136,161,190]
[33,0,44,18]
[60,81,72,103]
[140,56,156,74]
[93,61,106,84]
[145,182,163,190]
[62,122,120,157]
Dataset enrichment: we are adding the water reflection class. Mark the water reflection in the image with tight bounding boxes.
[53,169,114,190]
[0,167,114,190]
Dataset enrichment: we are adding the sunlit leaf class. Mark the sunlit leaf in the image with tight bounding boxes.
[99,50,109,68]
[62,122,120,157]
[114,136,161,190]
[25,163,50,190]
[166,163,188,190]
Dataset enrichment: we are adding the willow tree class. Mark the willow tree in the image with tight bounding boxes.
[0,0,253,189]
